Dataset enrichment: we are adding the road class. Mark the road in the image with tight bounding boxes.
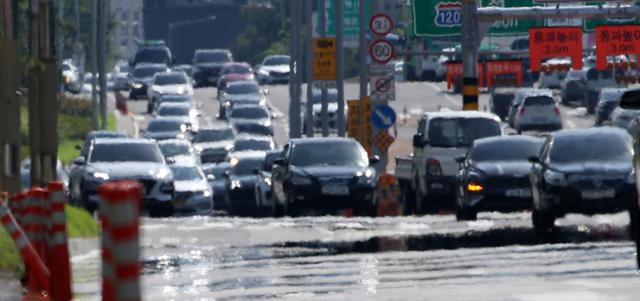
[4,81,638,301]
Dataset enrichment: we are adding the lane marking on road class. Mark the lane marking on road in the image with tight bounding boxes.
[426,82,459,107]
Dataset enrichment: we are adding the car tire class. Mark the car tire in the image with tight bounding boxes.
[147,102,154,114]
[634,205,640,270]
[414,177,426,214]
[629,203,639,242]
[455,206,477,221]
[532,209,554,233]
[80,187,96,215]
[149,203,174,218]
[400,180,416,215]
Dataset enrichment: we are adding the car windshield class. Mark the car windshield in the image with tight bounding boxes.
[234,139,272,152]
[154,74,187,85]
[470,139,542,162]
[234,123,273,136]
[158,106,190,116]
[170,166,203,181]
[147,120,184,132]
[233,158,263,176]
[523,96,554,106]
[264,56,290,65]
[194,129,235,142]
[159,143,190,157]
[227,83,260,94]
[134,48,170,64]
[550,133,632,164]
[290,141,368,167]
[133,66,166,78]
[203,165,230,178]
[161,95,192,103]
[230,107,269,119]
[89,143,163,163]
[222,65,250,74]
[427,118,501,147]
[195,52,230,63]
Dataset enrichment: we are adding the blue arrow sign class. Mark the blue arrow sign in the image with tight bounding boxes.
[371,104,396,130]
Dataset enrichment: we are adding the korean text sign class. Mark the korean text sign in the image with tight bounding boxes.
[529,27,583,72]
[595,25,640,71]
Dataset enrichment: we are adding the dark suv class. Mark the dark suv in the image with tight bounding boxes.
[192,49,233,87]
[132,45,173,67]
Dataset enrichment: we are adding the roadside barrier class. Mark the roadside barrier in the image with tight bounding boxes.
[0,194,51,298]
[99,180,142,301]
[376,173,402,217]
[25,188,48,268]
[46,182,72,301]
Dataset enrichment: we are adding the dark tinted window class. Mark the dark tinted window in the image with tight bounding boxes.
[132,66,166,78]
[159,143,190,157]
[203,164,230,178]
[134,48,170,65]
[523,96,554,106]
[290,141,368,167]
[470,139,542,162]
[194,128,235,142]
[428,118,501,147]
[233,158,263,175]
[195,51,230,63]
[158,106,190,116]
[234,123,274,136]
[222,65,251,74]
[230,107,269,119]
[233,139,273,152]
[264,56,290,65]
[170,166,203,181]
[549,133,632,163]
[89,143,164,163]
[227,83,260,95]
[154,74,187,85]
[147,120,185,132]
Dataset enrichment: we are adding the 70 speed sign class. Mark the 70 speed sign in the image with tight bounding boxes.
[369,39,395,64]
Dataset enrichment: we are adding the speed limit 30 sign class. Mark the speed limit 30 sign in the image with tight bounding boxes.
[370,39,395,64]
[370,13,393,36]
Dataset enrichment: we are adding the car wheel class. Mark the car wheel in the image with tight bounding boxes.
[80,188,96,215]
[414,177,425,214]
[629,203,639,242]
[149,203,174,218]
[400,181,416,215]
[283,193,294,217]
[532,209,554,233]
[147,102,154,114]
[634,205,640,270]
[455,206,477,221]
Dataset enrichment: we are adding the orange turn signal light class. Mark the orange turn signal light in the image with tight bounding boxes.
[467,183,484,192]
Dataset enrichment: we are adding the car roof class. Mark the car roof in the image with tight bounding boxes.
[134,63,168,69]
[234,135,273,142]
[514,88,553,97]
[230,104,267,110]
[196,48,230,53]
[149,116,189,123]
[223,62,250,67]
[290,137,355,145]
[474,135,543,146]
[231,151,267,160]
[552,127,630,140]
[158,102,191,109]
[423,110,501,121]
[227,80,258,87]
[93,137,155,145]
[157,139,190,145]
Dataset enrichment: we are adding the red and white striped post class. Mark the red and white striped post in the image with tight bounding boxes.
[9,192,26,228]
[99,180,142,301]
[0,194,50,296]
[25,188,48,266]
[46,182,72,301]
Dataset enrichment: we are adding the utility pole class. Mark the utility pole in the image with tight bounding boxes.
[319,0,329,137]
[304,0,313,137]
[358,0,367,144]
[57,0,63,93]
[336,0,345,137]
[288,0,302,139]
[98,0,108,129]
[37,0,59,184]
[0,0,22,194]
[28,0,42,187]
[461,0,479,111]
[90,0,98,129]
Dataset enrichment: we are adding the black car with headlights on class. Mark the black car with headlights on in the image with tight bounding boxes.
[192,49,232,87]
[192,127,236,164]
[67,138,174,216]
[218,80,266,118]
[128,63,169,100]
[271,138,378,216]
[529,127,636,232]
[454,135,544,221]
[224,152,265,216]
[255,150,283,215]
[144,117,192,141]
[201,162,231,211]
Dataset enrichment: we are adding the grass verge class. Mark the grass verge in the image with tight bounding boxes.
[0,205,99,273]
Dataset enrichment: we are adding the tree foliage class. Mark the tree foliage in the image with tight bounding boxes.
[231,0,289,64]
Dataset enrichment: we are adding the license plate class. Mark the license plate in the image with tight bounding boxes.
[581,189,615,200]
[322,185,349,195]
[173,199,186,206]
[208,77,217,82]
[531,117,546,123]
[505,188,531,198]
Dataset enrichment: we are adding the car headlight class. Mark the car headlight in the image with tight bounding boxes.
[544,170,567,186]
[258,69,269,76]
[194,145,204,152]
[131,82,143,89]
[223,101,231,108]
[152,86,161,93]
[203,190,212,197]
[291,175,312,185]
[153,168,171,179]
[259,98,266,106]
[231,179,242,190]
[264,177,272,186]
[89,171,110,181]
[356,169,375,185]
[177,87,185,94]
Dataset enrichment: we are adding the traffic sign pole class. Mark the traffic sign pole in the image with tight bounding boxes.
[336,0,346,137]
[319,0,330,137]
[359,0,367,147]
[461,0,479,111]
[305,0,313,137]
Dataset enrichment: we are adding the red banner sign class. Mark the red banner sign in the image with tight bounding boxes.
[446,62,483,90]
[529,27,583,72]
[446,60,522,90]
[595,25,640,71]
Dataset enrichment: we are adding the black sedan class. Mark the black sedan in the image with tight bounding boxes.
[129,63,169,100]
[489,87,516,121]
[201,162,231,211]
[224,153,265,216]
[144,117,191,141]
[454,136,544,221]
[271,138,378,216]
[529,127,636,233]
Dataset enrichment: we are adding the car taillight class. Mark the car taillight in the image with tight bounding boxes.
[426,158,442,176]
[554,105,560,115]
[519,106,526,115]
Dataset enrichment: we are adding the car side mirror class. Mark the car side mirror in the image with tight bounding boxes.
[528,156,540,164]
[412,133,426,148]
[73,156,85,165]
[75,144,82,150]
[206,174,215,181]
[274,158,287,166]
[619,88,640,110]
[263,88,269,95]
[369,155,380,165]
[271,113,278,119]
[454,155,465,163]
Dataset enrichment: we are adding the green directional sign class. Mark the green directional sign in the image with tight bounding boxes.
[584,2,638,32]
[411,0,544,37]
[317,0,372,48]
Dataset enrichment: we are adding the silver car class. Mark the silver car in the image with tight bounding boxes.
[512,89,562,133]
[170,165,213,216]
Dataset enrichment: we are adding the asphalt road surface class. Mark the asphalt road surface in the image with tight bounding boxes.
[4,82,639,301]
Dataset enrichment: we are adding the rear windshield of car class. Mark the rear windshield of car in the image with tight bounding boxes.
[470,140,542,162]
[222,65,251,74]
[550,133,632,164]
[427,118,501,148]
[203,165,230,178]
[264,56,290,65]
[234,139,273,152]
[89,143,164,163]
[134,48,170,65]
[154,74,187,85]
[523,96,554,106]
[158,106,190,116]
[194,129,235,142]
[234,123,273,136]
[170,166,203,181]
[159,143,190,157]
[147,120,185,132]
[290,141,368,167]
[230,107,269,119]
[227,83,260,95]
[133,66,166,78]
[233,158,263,175]
[195,52,230,63]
